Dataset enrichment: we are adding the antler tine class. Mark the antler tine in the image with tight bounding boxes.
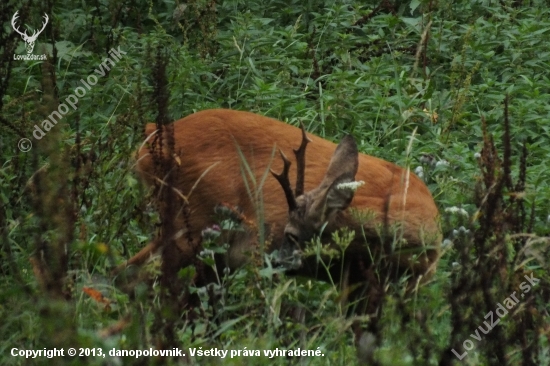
[293,121,311,197]
[41,14,49,29]
[11,11,27,37]
[270,149,297,211]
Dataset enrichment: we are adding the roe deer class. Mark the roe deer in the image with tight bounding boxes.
[120,109,441,363]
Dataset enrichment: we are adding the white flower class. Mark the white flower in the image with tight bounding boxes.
[445,206,469,217]
[337,180,365,191]
[419,153,436,166]
[435,159,450,168]
[474,152,481,159]
[199,249,214,257]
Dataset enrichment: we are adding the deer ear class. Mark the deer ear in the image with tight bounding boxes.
[308,136,359,221]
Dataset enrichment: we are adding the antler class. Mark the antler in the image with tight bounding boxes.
[270,150,297,211]
[11,11,27,39]
[293,121,311,197]
[11,12,48,41]
[271,123,310,212]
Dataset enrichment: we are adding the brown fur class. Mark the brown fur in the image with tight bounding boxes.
[122,109,440,281]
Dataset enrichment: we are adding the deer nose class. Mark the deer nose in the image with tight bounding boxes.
[277,234,303,270]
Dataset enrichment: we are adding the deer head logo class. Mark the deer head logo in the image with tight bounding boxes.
[11,11,49,54]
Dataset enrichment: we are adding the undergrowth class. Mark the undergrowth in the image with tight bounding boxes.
[1,0,549,365]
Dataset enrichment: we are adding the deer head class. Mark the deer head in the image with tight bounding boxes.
[271,125,359,269]
[12,11,49,54]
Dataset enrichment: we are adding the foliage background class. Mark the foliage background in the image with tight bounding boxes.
[0,0,549,365]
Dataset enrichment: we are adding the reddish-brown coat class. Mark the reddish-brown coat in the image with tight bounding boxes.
[130,109,440,280]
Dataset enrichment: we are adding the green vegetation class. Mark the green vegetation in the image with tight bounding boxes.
[1,0,549,365]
